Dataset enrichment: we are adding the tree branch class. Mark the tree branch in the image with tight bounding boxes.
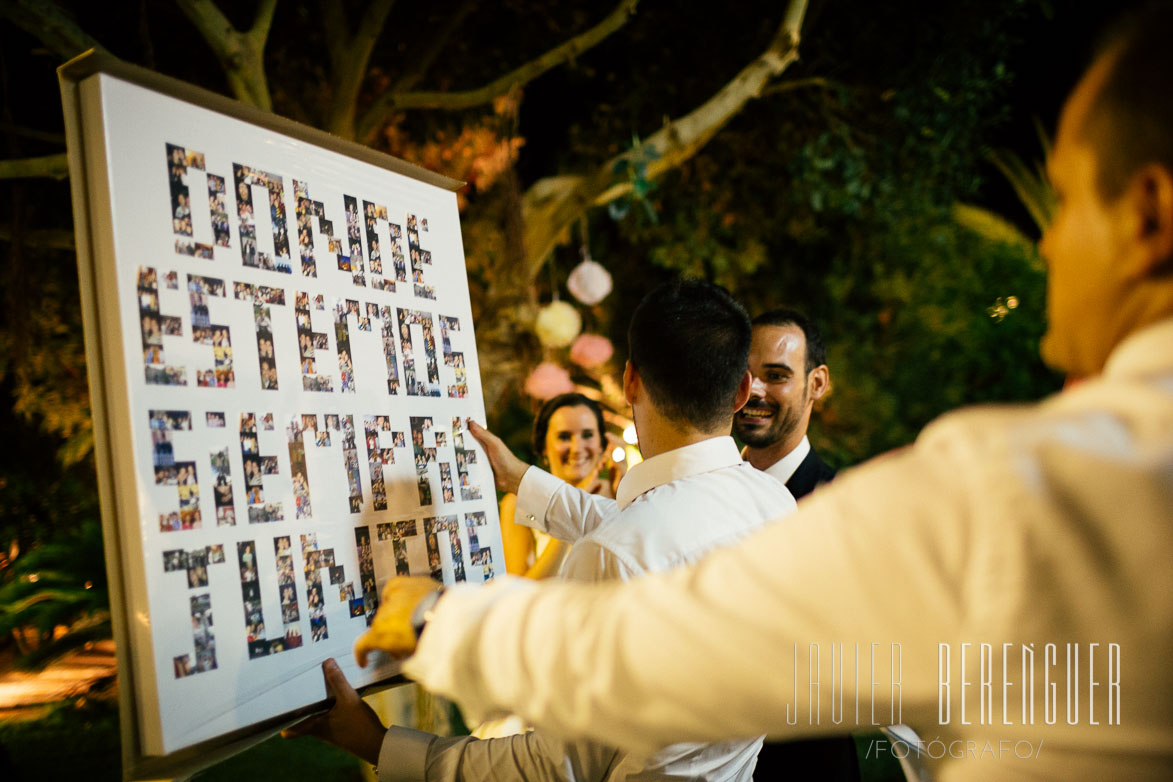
[320,0,350,76]
[0,121,65,145]
[519,0,809,277]
[176,0,274,110]
[760,76,837,97]
[324,0,396,139]
[0,0,105,60]
[0,153,69,180]
[388,0,478,95]
[356,0,638,141]
[248,0,279,43]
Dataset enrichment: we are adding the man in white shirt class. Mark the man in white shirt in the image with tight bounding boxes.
[301,280,797,780]
[353,7,1173,780]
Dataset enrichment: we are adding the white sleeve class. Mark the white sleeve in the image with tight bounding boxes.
[557,538,637,584]
[514,466,620,543]
[403,430,978,755]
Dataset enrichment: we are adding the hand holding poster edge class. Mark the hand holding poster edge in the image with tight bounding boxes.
[354,576,445,664]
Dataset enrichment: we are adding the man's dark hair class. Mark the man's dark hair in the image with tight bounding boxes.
[627,279,751,431]
[751,308,827,375]
[531,392,606,463]
[1083,2,1173,199]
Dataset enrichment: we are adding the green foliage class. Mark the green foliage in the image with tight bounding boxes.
[0,697,364,781]
[608,134,661,222]
[0,697,121,782]
[0,379,101,557]
[0,196,93,468]
[595,0,1061,465]
[0,519,110,669]
[984,124,1056,233]
[193,734,364,781]
[816,212,1057,464]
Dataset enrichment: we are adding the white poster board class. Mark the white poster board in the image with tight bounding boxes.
[60,55,501,768]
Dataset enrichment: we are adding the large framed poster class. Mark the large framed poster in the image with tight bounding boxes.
[59,52,502,777]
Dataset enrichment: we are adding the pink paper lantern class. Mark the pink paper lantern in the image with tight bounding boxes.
[569,333,614,369]
[524,362,575,400]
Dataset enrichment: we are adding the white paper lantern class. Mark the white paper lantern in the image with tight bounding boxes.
[567,259,613,306]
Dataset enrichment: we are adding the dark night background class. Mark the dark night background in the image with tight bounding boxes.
[0,1,1153,778]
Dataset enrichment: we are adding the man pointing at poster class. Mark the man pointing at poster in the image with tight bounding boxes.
[353,5,1173,780]
[296,279,800,780]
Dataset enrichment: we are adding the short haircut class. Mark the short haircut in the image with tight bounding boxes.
[1082,2,1173,199]
[751,308,827,375]
[531,393,606,462]
[628,279,752,431]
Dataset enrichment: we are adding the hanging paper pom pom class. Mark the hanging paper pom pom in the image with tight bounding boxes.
[567,259,613,306]
[569,333,614,369]
[535,300,582,348]
[524,362,575,400]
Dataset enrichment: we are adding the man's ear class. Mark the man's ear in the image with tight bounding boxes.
[623,361,639,406]
[733,369,752,413]
[807,365,831,404]
[1125,163,1173,276]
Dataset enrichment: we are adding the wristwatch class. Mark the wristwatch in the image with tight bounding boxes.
[409,588,444,640]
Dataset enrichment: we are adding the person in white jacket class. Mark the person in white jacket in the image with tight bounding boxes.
[353,6,1173,781]
[294,280,798,781]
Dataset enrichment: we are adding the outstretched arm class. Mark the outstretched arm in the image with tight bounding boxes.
[395,435,977,754]
[288,659,620,782]
[469,420,619,542]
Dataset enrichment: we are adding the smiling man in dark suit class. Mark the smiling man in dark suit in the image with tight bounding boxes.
[735,308,836,498]
[733,307,857,781]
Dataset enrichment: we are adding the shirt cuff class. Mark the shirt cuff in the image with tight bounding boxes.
[376,725,434,782]
[515,466,563,531]
[402,578,538,724]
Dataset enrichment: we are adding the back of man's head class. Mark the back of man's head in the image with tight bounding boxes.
[751,308,827,375]
[1083,2,1173,200]
[628,279,751,432]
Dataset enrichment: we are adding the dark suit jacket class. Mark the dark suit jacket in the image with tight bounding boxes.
[785,446,837,500]
[755,445,860,782]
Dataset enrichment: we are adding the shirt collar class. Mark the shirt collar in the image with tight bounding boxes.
[1102,317,1173,379]
[759,435,810,485]
[616,436,744,509]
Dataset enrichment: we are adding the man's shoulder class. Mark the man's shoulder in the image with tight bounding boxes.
[912,377,1173,479]
[807,447,837,479]
[632,461,795,512]
[582,462,796,573]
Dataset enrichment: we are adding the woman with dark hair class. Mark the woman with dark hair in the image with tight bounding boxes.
[499,392,619,579]
[476,393,621,738]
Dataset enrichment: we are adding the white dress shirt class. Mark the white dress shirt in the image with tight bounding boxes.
[383,436,796,781]
[402,318,1173,782]
[746,434,810,485]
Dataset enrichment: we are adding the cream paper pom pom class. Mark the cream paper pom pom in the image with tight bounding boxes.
[567,259,613,306]
[535,300,582,348]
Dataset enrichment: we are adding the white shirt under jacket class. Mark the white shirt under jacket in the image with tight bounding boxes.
[403,318,1173,782]
[379,436,797,782]
[760,434,809,485]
